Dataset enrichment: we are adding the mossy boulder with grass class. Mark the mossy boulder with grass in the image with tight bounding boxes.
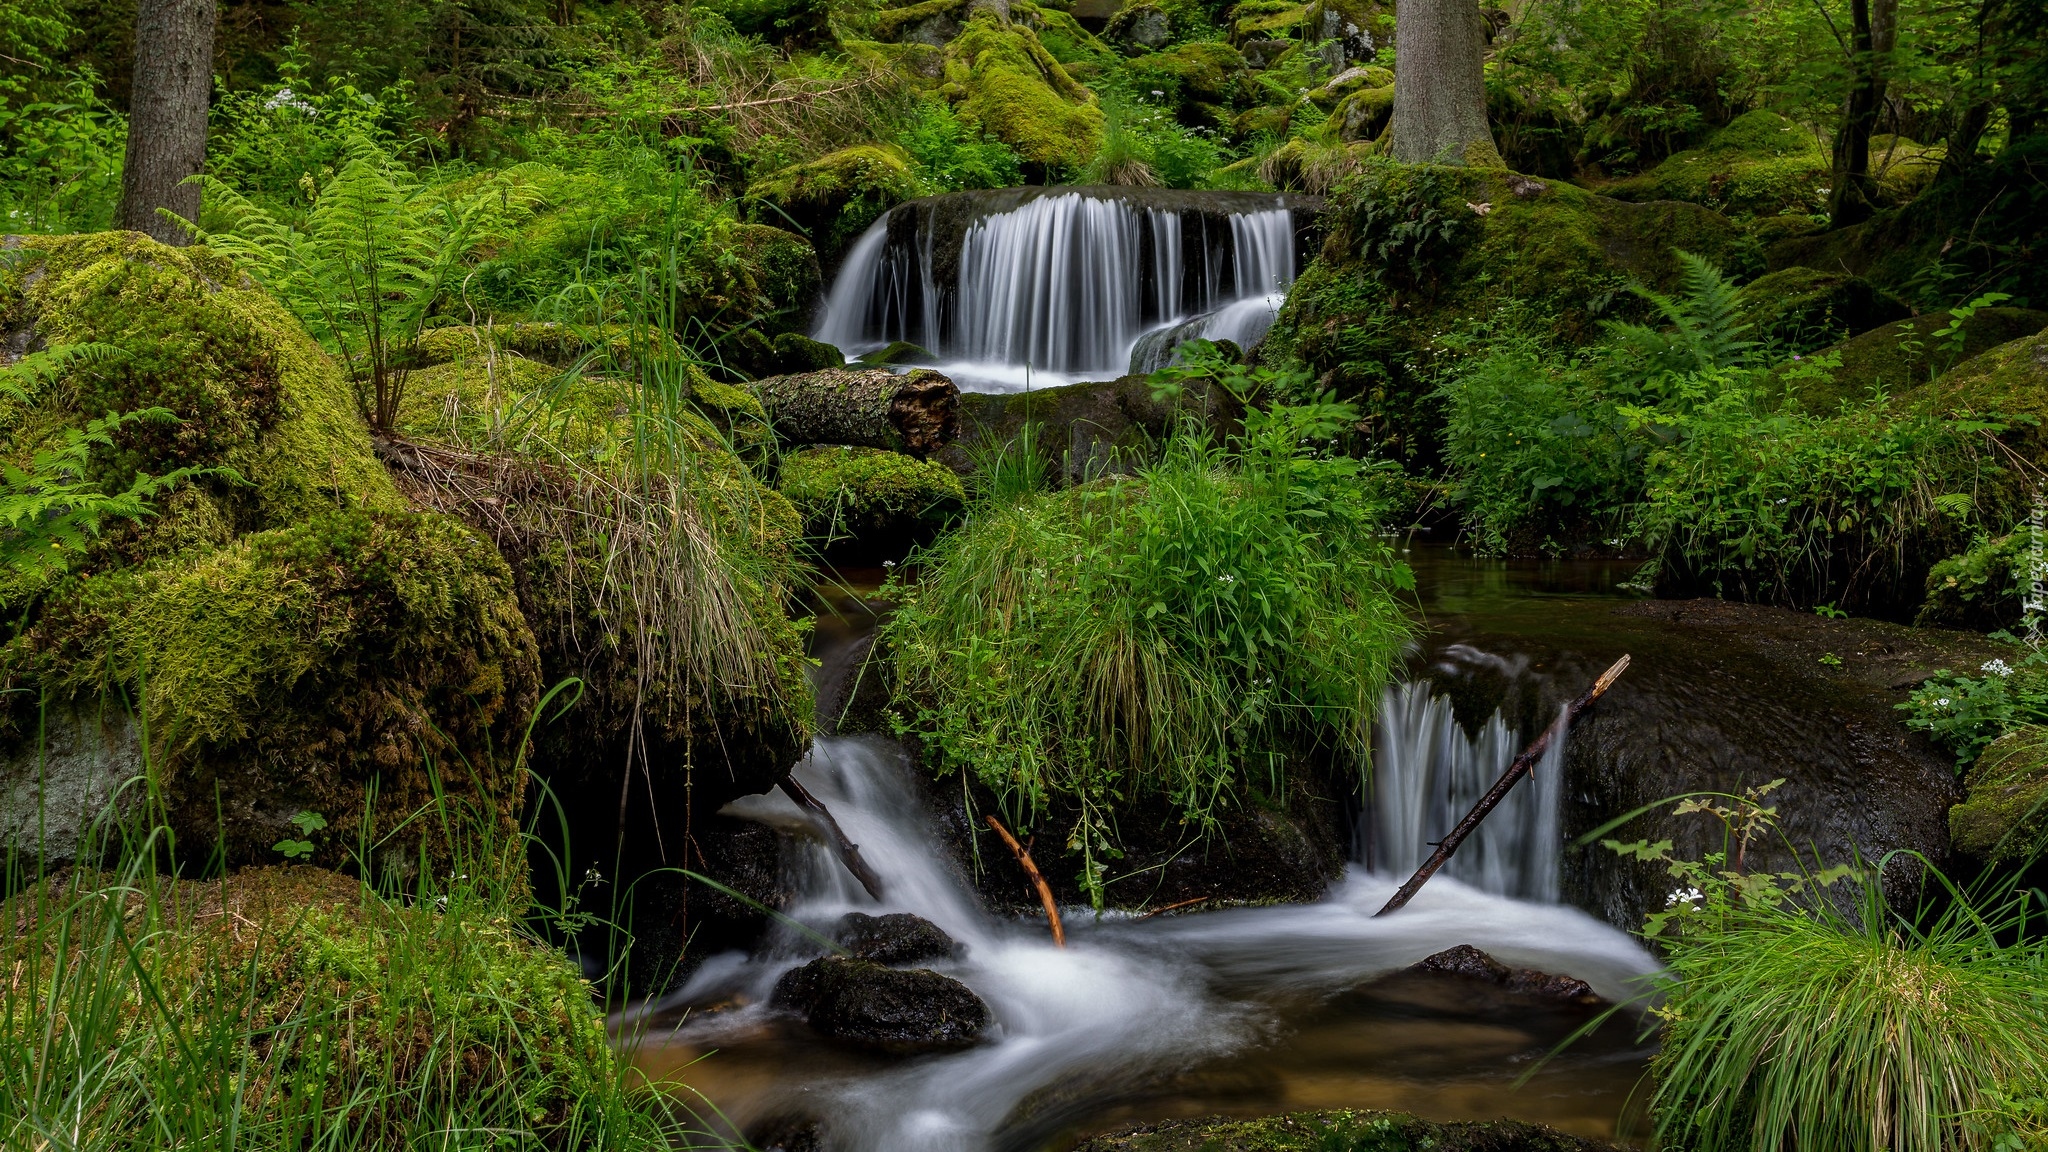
[1737,266,1912,355]
[1870,134,1945,207]
[734,223,825,333]
[944,16,1105,171]
[1767,308,2048,413]
[1075,1109,1625,1150]
[777,444,964,545]
[1264,163,1744,463]
[875,0,970,43]
[1602,110,1828,218]
[747,145,919,266]
[3,865,633,1140]
[1950,725,2048,864]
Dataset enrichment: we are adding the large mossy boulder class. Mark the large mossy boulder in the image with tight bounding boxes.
[747,145,919,267]
[1737,266,1912,354]
[943,15,1105,171]
[1950,726,2048,864]
[5,866,620,1133]
[0,233,537,872]
[1767,307,2048,412]
[1264,164,1743,463]
[777,444,964,546]
[1602,110,1829,218]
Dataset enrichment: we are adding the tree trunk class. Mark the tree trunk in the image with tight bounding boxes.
[1390,0,1503,167]
[1938,101,1992,183]
[119,0,217,245]
[749,368,960,458]
[1829,0,1897,228]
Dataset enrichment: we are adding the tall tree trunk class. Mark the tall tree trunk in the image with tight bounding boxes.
[1390,0,1503,167]
[119,0,217,244]
[1829,0,1897,227]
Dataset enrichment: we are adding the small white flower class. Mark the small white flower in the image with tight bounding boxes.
[264,87,317,116]
[1776,498,1787,504]
[1936,697,1952,708]
[1151,89,1165,97]
[1217,574,1236,583]
[882,559,897,568]
[1667,887,1704,907]
[1982,658,2014,677]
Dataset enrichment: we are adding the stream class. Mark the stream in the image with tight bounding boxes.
[625,551,1680,1151]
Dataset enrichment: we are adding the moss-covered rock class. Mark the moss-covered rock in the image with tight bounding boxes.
[733,223,825,333]
[1230,0,1306,42]
[1950,725,2048,864]
[2,509,540,872]
[1264,164,1744,463]
[1331,82,1393,142]
[1103,1,1173,51]
[1870,134,1945,207]
[0,232,401,539]
[1603,110,1828,218]
[746,145,919,265]
[875,0,970,43]
[1737,266,1912,354]
[1076,1109,1625,1150]
[945,16,1105,171]
[4,866,618,1134]
[1767,308,2048,412]
[1919,527,2031,631]
[1133,40,1247,104]
[778,444,964,543]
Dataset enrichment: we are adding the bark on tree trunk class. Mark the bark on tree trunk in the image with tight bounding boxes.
[1391,0,1503,167]
[1829,0,1897,228]
[749,367,960,458]
[119,0,217,245]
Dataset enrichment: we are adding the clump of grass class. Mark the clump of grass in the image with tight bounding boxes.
[1601,784,2048,1152]
[885,364,1413,903]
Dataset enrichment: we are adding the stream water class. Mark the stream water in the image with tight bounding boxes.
[626,553,1672,1151]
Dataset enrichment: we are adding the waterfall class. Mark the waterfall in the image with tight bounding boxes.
[813,188,1305,391]
[1367,683,1566,903]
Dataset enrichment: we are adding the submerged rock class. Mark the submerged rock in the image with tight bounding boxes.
[1076,1109,1628,1151]
[834,910,960,964]
[772,955,990,1051]
[1409,945,1601,1004]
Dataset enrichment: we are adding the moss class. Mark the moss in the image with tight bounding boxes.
[2,509,540,873]
[947,16,1105,170]
[874,0,968,42]
[1737,266,1912,354]
[6,865,617,1133]
[1870,134,1945,207]
[1603,110,1829,218]
[1950,725,2048,864]
[746,145,919,261]
[1768,308,2048,412]
[1919,528,2030,631]
[1136,40,1246,102]
[733,222,823,333]
[1074,1109,1624,1151]
[1232,1,1307,40]
[778,445,965,540]
[1,232,401,540]
[397,352,562,440]
[1330,83,1393,141]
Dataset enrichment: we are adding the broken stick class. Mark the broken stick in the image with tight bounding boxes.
[984,815,1065,947]
[1375,654,1632,918]
[780,776,885,902]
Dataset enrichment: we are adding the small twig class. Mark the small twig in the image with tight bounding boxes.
[1375,654,1632,918]
[780,776,884,901]
[1138,896,1209,919]
[984,815,1065,947]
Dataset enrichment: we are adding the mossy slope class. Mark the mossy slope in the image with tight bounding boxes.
[1602,110,1828,218]
[778,444,964,541]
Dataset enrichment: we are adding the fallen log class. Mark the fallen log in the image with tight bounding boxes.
[983,815,1065,947]
[781,776,885,901]
[1375,654,1632,918]
[750,367,959,458]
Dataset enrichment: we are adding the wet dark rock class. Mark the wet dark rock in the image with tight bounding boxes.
[834,911,960,965]
[1410,945,1601,1004]
[1075,1109,1628,1151]
[772,955,990,1052]
[940,374,1244,483]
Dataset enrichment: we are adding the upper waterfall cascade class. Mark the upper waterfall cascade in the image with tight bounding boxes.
[813,188,1308,392]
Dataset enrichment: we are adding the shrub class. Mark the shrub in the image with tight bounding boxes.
[885,391,1413,903]
[1606,786,2048,1152]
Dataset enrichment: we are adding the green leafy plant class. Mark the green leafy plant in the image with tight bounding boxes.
[1901,646,2048,765]
[1934,291,2018,357]
[273,809,329,859]
[1604,250,1759,384]
[1601,783,2048,1152]
[199,136,544,431]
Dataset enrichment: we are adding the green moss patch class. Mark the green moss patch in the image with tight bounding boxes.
[1737,266,1911,354]
[778,444,964,540]
[746,145,919,260]
[1769,308,2048,412]
[3,509,540,872]
[1603,110,1828,218]
[945,16,1105,170]
[1951,725,2048,864]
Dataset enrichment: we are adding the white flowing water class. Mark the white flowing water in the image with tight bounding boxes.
[813,192,1300,392]
[644,703,1658,1151]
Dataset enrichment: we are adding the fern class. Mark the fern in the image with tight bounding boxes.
[1605,250,1757,384]
[0,346,225,580]
[196,137,546,431]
